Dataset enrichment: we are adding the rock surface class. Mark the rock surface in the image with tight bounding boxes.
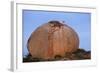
[27,21,79,60]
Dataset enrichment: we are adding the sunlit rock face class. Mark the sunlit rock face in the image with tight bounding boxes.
[27,21,79,60]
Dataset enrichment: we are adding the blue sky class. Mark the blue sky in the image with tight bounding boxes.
[23,10,91,57]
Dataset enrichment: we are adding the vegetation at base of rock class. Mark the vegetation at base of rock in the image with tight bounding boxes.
[23,48,91,62]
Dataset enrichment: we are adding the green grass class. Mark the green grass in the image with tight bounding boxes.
[23,48,91,62]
